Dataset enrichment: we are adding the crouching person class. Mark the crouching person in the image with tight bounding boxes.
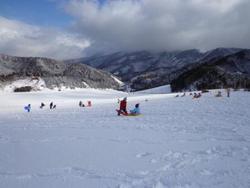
[130,103,141,115]
[24,104,31,112]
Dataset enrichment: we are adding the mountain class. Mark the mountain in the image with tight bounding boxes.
[1,48,247,92]
[67,49,203,81]
[68,48,242,91]
[0,54,122,91]
[171,49,250,92]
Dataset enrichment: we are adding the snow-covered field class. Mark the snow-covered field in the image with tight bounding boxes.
[0,89,250,188]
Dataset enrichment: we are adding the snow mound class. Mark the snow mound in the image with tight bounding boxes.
[4,78,46,92]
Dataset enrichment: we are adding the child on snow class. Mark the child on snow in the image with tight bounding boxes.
[79,101,85,107]
[130,103,141,115]
[24,104,31,112]
[40,102,45,109]
[49,102,56,109]
[193,93,201,99]
[117,97,128,116]
[215,91,222,97]
[50,102,53,109]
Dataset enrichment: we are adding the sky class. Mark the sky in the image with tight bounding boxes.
[0,0,250,59]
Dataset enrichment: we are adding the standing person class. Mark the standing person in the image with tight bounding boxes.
[118,97,128,116]
[79,101,83,107]
[226,88,230,98]
[49,102,53,109]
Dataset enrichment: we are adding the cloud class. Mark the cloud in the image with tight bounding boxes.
[65,0,250,53]
[0,16,90,59]
[1,0,249,59]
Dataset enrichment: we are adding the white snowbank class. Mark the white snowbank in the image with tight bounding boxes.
[3,78,46,92]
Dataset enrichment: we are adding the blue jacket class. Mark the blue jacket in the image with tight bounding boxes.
[130,107,140,114]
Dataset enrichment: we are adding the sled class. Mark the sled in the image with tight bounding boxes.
[116,109,141,117]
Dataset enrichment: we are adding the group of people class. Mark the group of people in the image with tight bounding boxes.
[215,88,230,97]
[176,92,202,99]
[24,98,140,116]
[79,100,92,107]
[24,100,93,113]
[40,102,56,109]
[175,93,186,98]
[176,88,231,99]
[117,97,141,116]
[24,102,56,112]
[192,92,202,99]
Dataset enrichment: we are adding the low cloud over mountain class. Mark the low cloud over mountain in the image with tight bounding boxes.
[0,0,250,58]
[66,0,250,54]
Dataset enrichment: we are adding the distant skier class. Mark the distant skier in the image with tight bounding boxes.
[49,102,53,109]
[193,93,197,98]
[79,101,83,107]
[52,104,56,109]
[130,103,141,115]
[24,104,31,112]
[181,93,186,97]
[40,102,45,109]
[117,97,128,116]
[226,88,230,97]
[215,91,222,97]
[87,101,92,107]
[193,92,201,99]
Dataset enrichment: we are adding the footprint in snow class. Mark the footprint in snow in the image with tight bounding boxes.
[136,152,152,158]
[200,169,213,176]
[150,159,157,163]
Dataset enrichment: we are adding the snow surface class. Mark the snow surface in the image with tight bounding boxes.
[0,89,250,188]
[136,85,171,94]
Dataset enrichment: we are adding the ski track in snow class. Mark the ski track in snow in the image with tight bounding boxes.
[0,89,250,188]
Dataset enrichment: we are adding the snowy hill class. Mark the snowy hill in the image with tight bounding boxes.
[136,85,171,94]
[0,54,123,92]
[0,89,249,187]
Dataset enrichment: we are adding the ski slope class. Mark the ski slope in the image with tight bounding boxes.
[136,85,171,94]
[0,89,250,188]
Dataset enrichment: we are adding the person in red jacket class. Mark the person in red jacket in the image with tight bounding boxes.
[118,97,128,116]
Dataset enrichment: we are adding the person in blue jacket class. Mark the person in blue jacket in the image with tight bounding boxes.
[24,104,31,112]
[130,103,140,115]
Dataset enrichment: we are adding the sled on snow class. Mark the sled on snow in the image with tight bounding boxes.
[116,109,142,117]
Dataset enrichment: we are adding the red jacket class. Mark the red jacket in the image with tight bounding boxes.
[120,100,127,110]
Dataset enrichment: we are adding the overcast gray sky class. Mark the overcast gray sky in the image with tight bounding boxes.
[0,0,249,59]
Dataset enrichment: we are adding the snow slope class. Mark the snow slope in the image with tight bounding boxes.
[136,85,171,94]
[0,89,250,188]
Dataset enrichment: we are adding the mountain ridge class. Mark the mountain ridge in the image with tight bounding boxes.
[67,48,244,90]
[0,54,122,91]
[170,49,250,91]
